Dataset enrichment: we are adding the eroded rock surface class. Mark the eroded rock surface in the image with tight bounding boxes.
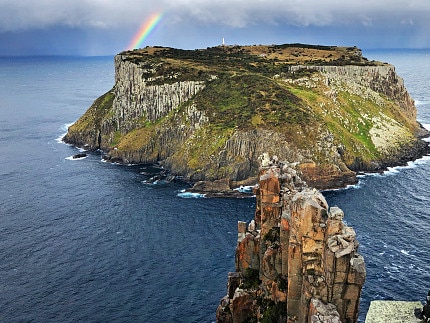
[216,159,365,322]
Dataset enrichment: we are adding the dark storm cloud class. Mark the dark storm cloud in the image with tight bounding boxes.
[1,0,429,30]
[0,0,429,55]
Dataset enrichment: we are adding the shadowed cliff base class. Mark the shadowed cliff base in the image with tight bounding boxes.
[63,43,430,191]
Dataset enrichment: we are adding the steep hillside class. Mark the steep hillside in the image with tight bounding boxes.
[64,44,429,189]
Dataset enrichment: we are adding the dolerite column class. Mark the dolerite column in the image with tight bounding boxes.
[258,166,282,288]
[287,188,329,322]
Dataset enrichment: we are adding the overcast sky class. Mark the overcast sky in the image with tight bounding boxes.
[1,0,430,56]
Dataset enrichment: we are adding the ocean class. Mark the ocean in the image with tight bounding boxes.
[0,50,428,322]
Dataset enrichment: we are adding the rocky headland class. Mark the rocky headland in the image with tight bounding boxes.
[64,43,430,191]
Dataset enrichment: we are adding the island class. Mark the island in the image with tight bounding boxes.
[63,43,429,191]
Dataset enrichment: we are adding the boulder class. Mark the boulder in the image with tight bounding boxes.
[72,153,87,159]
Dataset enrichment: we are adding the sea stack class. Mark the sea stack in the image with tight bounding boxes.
[216,156,366,322]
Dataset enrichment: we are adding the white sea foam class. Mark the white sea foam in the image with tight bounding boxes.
[386,155,430,173]
[142,179,169,185]
[412,155,430,164]
[345,181,362,189]
[415,100,430,106]
[233,185,255,194]
[385,166,401,174]
[358,122,430,175]
[65,155,88,161]
[421,124,430,142]
[357,153,430,179]
[100,159,122,165]
[55,134,66,144]
[55,122,75,144]
[177,190,206,198]
[321,180,362,192]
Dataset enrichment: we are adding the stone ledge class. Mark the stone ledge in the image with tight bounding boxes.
[365,300,424,323]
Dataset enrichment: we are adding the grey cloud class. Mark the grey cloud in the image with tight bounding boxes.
[1,0,430,54]
[164,0,430,29]
[0,0,429,31]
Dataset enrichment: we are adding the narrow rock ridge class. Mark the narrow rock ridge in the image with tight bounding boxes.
[216,158,365,322]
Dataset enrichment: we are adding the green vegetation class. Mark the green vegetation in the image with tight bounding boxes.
[115,126,154,151]
[241,268,261,289]
[123,43,380,67]
[121,43,382,83]
[184,126,234,172]
[286,75,414,165]
[195,73,313,130]
[68,90,114,133]
[263,227,280,244]
[256,299,287,323]
[111,131,122,147]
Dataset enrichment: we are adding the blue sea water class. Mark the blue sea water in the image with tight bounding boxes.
[0,50,429,322]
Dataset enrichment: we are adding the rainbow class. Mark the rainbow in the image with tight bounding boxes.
[127,13,163,50]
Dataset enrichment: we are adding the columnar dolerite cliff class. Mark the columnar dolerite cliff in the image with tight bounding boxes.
[64,44,429,189]
[216,158,366,322]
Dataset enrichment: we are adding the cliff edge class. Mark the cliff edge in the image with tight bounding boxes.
[64,44,429,190]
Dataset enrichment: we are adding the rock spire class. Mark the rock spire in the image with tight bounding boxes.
[216,156,366,322]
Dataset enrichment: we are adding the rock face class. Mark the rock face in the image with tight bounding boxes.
[63,44,429,190]
[287,64,416,121]
[216,159,366,322]
[112,55,207,132]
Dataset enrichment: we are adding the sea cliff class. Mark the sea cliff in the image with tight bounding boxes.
[64,44,429,190]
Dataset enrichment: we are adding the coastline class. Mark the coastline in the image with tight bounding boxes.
[64,131,430,197]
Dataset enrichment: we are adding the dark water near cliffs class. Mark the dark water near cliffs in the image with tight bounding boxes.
[0,50,429,322]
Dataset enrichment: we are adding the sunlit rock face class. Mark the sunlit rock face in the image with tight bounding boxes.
[216,160,366,323]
